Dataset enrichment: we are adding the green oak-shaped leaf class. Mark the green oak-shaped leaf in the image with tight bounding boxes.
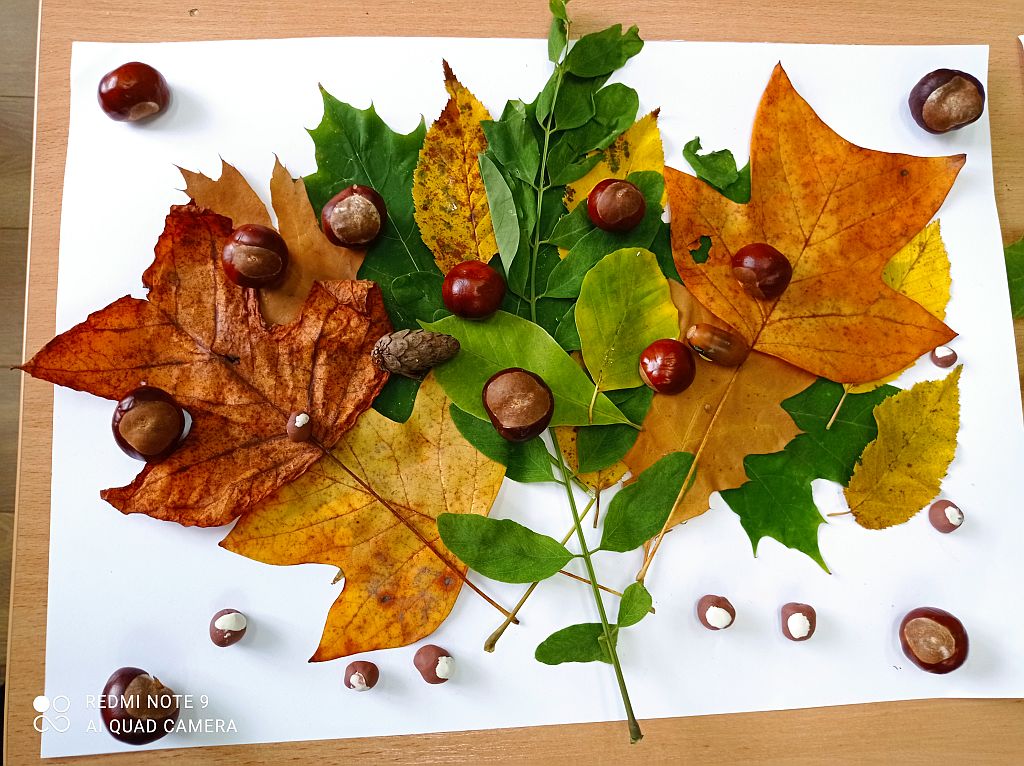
[437,514,572,584]
[535,623,617,665]
[449,405,555,484]
[720,379,898,572]
[600,451,694,552]
[422,312,631,427]
[577,248,678,393]
[304,93,440,422]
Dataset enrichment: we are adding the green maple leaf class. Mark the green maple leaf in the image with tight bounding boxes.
[720,379,897,572]
[305,92,439,423]
[1005,236,1024,318]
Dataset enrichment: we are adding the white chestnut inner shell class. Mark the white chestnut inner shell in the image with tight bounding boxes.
[904,617,956,664]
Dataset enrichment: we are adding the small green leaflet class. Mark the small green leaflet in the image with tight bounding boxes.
[548,84,639,185]
[304,93,440,423]
[553,303,582,352]
[720,379,898,572]
[422,311,631,427]
[600,451,694,553]
[437,514,572,584]
[553,74,608,131]
[650,221,681,282]
[576,386,653,473]
[682,137,751,204]
[617,583,652,628]
[536,623,616,665]
[1005,235,1024,318]
[548,16,567,62]
[565,24,643,78]
[449,405,555,483]
[577,248,678,394]
[482,101,541,185]
[546,171,665,298]
[479,154,520,272]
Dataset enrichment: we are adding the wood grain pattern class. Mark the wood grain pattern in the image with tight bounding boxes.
[6,0,1024,762]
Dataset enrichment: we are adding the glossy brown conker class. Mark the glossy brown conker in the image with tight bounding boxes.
[899,606,969,674]
[112,386,186,462]
[731,243,793,300]
[321,185,387,247]
[414,644,454,684]
[97,62,170,122]
[639,339,696,394]
[100,667,180,745]
[685,323,749,367]
[442,260,507,320]
[221,224,289,289]
[909,69,985,134]
[482,368,554,442]
[587,178,646,232]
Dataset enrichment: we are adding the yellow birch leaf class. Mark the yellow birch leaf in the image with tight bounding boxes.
[847,220,951,393]
[564,110,665,212]
[844,367,961,530]
[413,62,496,274]
[555,426,627,491]
[222,375,505,661]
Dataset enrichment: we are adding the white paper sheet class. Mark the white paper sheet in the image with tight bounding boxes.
[37,37,1023,758]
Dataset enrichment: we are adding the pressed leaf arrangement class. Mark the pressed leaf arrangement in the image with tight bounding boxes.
[22,0,980,745]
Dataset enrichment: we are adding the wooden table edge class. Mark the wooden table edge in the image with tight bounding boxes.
[6,1,1024,763]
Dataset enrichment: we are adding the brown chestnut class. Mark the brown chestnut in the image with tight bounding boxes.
[209,608,247,647]
[414,644,454,684]
[781,602,816,641]
[442,260,507,320]
[482,368,554,442]
[221,224,289,288]
[101,667,180,745]
[639,339,696,394]
[900,606,968,674]
[344,660,380,692]
[97,62,170,122]
[685,323,749,367]
[930,345,958,369]
[587,178,646,232]
[287,411,312,443]
[696,594,735,630]
[112,386,186,462]
[909,69,985,134]
[732,243,793,300]
[321,185,387,247]
[928,499,964,534]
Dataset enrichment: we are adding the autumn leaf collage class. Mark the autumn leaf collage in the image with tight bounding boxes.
[23,0,987,744]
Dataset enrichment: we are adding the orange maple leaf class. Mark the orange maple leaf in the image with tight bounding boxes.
[21,205,389,526]
[668,64,960,384]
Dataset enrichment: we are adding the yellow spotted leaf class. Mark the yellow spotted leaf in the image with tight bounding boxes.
[564,110,665,212]
[844,367,961,530]
[413,62,496,274]
[847,220,951,393]
[221,376,506,661]
[181,158,363,324]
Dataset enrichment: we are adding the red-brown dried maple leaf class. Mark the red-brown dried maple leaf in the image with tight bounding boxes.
[21,204,390,526]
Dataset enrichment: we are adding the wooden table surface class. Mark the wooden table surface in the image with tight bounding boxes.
[6,0,1024,762]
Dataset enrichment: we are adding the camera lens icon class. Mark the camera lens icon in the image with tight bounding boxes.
[33,695,71,733]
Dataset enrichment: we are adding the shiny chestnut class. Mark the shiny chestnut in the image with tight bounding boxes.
[587,178,646,232]
[101,667,180,745]
[221,224,289,288]
[112,386,186,462]
[639,339,696,394]
[732,243,793,300]
[781,602,816,641]
[209,609,247,647]
[321,185,387,247]
[442,260,506,320]
[482,368,554,442]
[899,606,969,674]
[909,69,985,134]
[97,62,170,122]
[685,323,749,367]
[696,594,735,630]
[928,499,964,533]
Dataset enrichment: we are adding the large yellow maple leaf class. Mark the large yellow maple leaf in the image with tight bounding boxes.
[222,375,505,660]
[668,64,960,384]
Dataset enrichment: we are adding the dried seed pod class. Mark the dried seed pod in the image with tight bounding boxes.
[371,329,461,379]
[685,323,749,367]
